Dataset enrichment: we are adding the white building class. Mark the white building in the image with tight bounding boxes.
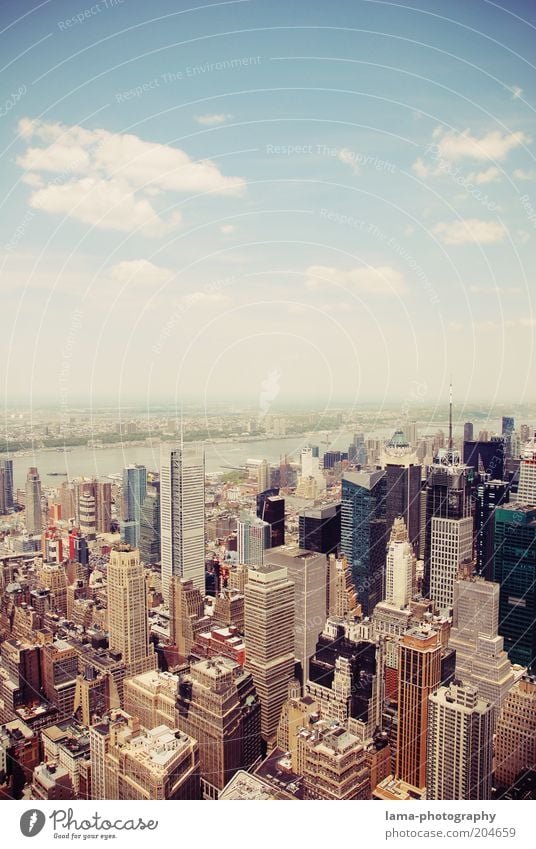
[429,515,473,611]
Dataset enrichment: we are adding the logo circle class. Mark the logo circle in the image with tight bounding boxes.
[20,810,46,838]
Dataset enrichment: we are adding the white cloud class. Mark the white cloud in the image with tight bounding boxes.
[513,168,536,181]
[466,167,501,184]
[433,219,506,245]
[220,224,235,234]
[194,113,233,125]
[511,85,523,99]
[337,148,360,175]
[108,259,174,285]
[182,290,227,306]
[412,157,432,178]
[431,127,528,161]
[305,264,407,295]
[16,117,246,237]
[28,177,182,237]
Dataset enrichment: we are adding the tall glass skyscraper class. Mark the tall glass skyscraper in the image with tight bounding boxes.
[160,443,205,600]
[122,464,147,548]
[340,470,386,615]
[0,459,14,511]
[493,503,536,673]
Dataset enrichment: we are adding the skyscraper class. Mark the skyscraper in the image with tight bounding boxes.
[244,563,295,743]
[427,682,493,799]
[341,470,386,615]
[385,517,416,608]
[107,544,155,675]
[385,463,422,555]
[266,545,327,678]
[429,512,473,611]
[474,478,508,579]
[493,503,536,672]
[25,467,42,535]
[495,676,536,790]
[122,465,147,548]
[160,443,205,600]
[0,458,14,511]
[176,656,261,799]
[396,627,442,791]
[298,502,341,554]
[448,575,515,717]
[423,461,472,599]
[139,481,160,565]
[237,513,271,566]
[516,439,536,505]
[463,438,504,481]
[256,489,285,548]
[463,422,474,443]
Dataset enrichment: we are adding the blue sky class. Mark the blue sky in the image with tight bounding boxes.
[1,0,536,415]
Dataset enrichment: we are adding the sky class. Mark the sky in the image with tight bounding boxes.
[1,0,536,419]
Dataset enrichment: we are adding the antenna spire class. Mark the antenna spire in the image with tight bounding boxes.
[448,381,453,452]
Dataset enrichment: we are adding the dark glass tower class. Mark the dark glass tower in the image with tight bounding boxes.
[0,459,14,511]
[299,502,341,554]
[463,437,504,481]
[256,489,285,548]
[493,503,536,673]
[341,470,386,615]
[385,463,422,554]
[140,481,161,564]
[474,477,508,579]
[422,462,472,597]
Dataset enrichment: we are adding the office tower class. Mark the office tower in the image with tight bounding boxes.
[396,628,442,791]
[176,656,261,799]
[90,712,200,800]
[300,446,326,491]
[464,422,474,442]
[69,529,89,567]
[403,420,418,447]
[463,437,504,481]
[385,517,416,608]
[25,467,42,535]
[95,481,112,533]
[493,504,536,672]
[520,424,531,444]
[244,564,294,743]
[107,544,155,675]
[41,526,63,563]
[0,641,43,725]
[429,512,473,611]
[60,481,76,522]
[341,470,386,615]
[124,669,180,729]
[37,561,68,617]
[302,722,370,800]
[385,463,421,556]
[139,481,160,564]
[0,466,5,514]
[79,492,96,538]
[256,488,285,547]
[160,442,205,600]
[516,439,536,505]
[474,478,508,578]
[42,641,78,718]
[423,461,472,598]
[169,575,207,656]
[307,625,380,737]
[323,450,342,470]
[237,513,270,565]
[122,465,147,548]
[495,676,536,790]
[427,682,493,799]
[299,502,341,554]
[327,554,359,618]
[448,575,515,717]
[257,459,270,493]
[266,545,327,678]
[0,458,14,511]
[502,415,515,455]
